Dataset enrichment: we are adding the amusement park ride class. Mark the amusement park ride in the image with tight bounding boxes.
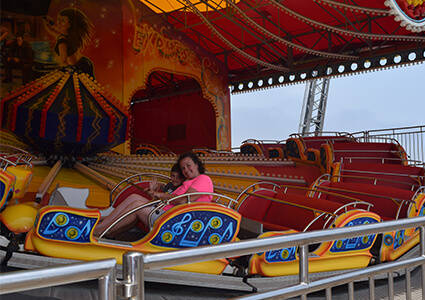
[0,0,425,292]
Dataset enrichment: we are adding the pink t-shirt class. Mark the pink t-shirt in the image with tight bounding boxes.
[163,174,213,210]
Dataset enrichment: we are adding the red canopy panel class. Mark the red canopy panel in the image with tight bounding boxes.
[141,0,425,92]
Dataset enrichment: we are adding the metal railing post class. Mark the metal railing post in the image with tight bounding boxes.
[299,244,309,300]
[121,252,145,300]
[369,276,375,300]
[405,268,412,300]
[388,272,394,300]
[325,287,332,300]
[348,281,354,300]
[99,267,116,300]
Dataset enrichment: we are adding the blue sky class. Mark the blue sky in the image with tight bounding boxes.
[230,63,425,148]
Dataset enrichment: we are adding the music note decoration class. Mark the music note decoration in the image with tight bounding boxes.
[393,229,405,250]
[38,211,97,243]
[150,211,238,248]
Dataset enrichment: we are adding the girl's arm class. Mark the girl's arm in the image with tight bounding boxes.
[152,191,174,201]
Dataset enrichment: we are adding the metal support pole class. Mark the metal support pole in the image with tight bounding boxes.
[348,281,354,300]
[369,276,375,300]
[99,267,116,300]
[298,78,330,136]
[299,245,309,300]
[325,287,332,300]
[388,272,394,300]
[405,268,412,300]
[121,252,145,300]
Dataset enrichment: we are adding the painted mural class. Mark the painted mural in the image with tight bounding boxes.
[0,0,231,155]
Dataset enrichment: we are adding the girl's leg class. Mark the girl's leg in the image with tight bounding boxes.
[135,205,156,228]
[98,213,137,238]
[94,194,152,236]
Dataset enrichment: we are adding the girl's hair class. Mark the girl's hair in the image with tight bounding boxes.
[59,8,93,51]
[170,163,184,178]
[177,152,205,174]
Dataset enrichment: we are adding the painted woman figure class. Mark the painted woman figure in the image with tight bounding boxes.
[43,8,95,77]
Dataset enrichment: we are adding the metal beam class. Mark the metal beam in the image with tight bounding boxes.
[299,78,330,135]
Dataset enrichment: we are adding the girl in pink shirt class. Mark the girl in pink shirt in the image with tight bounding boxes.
[162,173,213,210]
[94,152,213,237]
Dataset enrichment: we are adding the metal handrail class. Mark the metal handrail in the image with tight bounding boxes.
[237,181,377,216]
[288,132,355,151]
[98,199,162,239]
[340,156,424,164]
[235,181,280,203]
[395,199,411,220]
[99,192,239,238]
[330,174,420,189]
[0,156,19,170]
[334,149,400,153]
[243,191,338,217]
[192,148,234,155]
[109,172,171,206]
[340,168,422,179]
[6,217,425,300]
[279,183,376,205]
[160,191,239,208]
[308,173,331,197]
[233,256,425,300]
[322,200,374,229]
[140,216,425,268]
[407,186,425,217]
[314,184,415,205]
[289,131,355,138]
[0,143,33,170]
[350,135,403,148]
[234,188,280,211]
[351,125,425,162]
[351,125,425,136]
[0,259,116,299]
[302,212,328,232]
[0,153,33,170]
[314,179,422,220]
[121,216,425,300]
[241,139,282,145]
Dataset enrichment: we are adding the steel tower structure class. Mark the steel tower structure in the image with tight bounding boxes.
[298,78,330,136]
